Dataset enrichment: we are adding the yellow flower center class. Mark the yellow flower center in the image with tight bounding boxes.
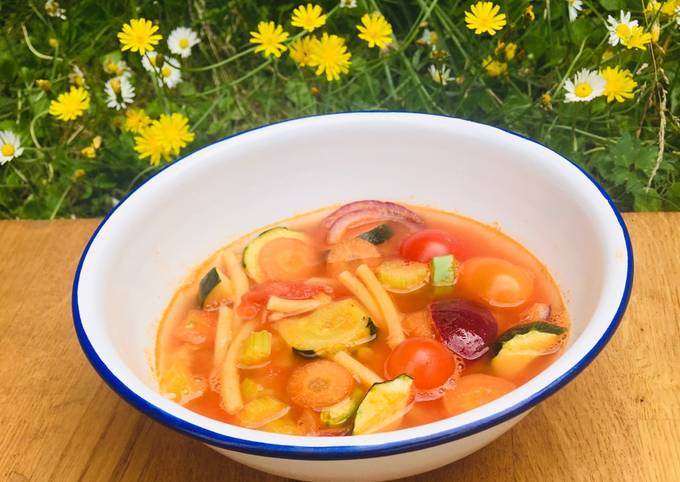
[179,38,189,49]
[150,55,158,66]
[616,24,631,39]
[575,83,593,98]
[111,78,121,94]
[162,66,172,77]
[2,143,15,157]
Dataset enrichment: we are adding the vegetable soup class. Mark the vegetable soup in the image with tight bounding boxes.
[156,201,570,436]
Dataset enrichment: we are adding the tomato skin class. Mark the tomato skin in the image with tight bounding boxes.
[385,337,456,390]
[173,309,217,345]
[458,257,534,308]
[400,229,455,263]
[237,282,333,319]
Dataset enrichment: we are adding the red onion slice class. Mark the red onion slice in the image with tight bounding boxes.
[325,201,425,244]
[322,200,387,229]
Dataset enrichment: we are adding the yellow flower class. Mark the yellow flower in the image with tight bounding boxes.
[465,2,507,36]
[309,33,352,81]
[48,37,59,48]
[482,56,507,77]
[49,86,90,121]
[250,21,290,58]
[291,4,327,32]
[541,92,552,108]
[36,79,51,91]
[92,135,102,149]
[118,18,162,55]
[646,0,678,15]
[622,25,652,50]
[651,23,660,43]
[525,4,535,21]
[600,66,637,103]
[155,113,195,157]
[504,42,517,61]
[134,125,166,166]
[357,13,393,49]
[74,168,86,179]
[81,146,96,158]
[125,109,152,133]
[289,36,317,67]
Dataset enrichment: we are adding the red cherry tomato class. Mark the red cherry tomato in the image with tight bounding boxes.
[400,229,455,263]
[385,337,456,390]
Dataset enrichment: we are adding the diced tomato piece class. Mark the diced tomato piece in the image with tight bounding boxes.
[237,282,335,319]
[173,309,217,345]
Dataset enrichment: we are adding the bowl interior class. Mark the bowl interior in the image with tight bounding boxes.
[74,112,630,452]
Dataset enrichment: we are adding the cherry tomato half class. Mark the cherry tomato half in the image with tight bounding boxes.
[458,257,534,308]
[400,229,455,263]
[385,337,456,390]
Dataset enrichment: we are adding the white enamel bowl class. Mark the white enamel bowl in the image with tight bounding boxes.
[72,112,633,482]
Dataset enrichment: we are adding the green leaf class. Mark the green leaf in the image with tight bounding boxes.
[598,0,626,11]
[633,190,662,211]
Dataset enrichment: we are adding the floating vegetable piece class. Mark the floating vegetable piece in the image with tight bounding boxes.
[491,322,566,379]
[430,299,498,360]
[327,238,382,278]
[376,259,430,293]
[276,299,377,355]
[324,201,424,244]
[239,330,272,367]
[431,254,456,287]
[442,374,515,416]
[320,388,365,427]
[352,374,415,435]
[400,229,455,263]
[198,267,233,308]
[159,359,206,404]
[287,360,354,410]
[357,223,395,245]
[520,302,551,322]
[242,227,317,283]
[237,396,290,428]
[173,309,217,345]
[458,257,534,308]
[385,337,457,391]
[332,350,383,387]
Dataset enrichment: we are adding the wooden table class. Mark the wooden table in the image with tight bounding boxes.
[1,214,678,482]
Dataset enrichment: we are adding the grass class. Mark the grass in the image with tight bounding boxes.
[0,0,678,219]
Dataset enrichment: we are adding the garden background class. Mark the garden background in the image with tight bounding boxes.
[0,0,678,219]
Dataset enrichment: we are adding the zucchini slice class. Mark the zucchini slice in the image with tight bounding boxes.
[242,227,312,283]
[277,299,377,356]
[357,224,394,245]
[352,375,415,435]
[491,322,566,379]
[198,267,232,308]
[320,388,364,427]
[431,254,456,287]
[376,259,430,293]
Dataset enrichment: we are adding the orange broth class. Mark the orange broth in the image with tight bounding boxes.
[155,203,570,435]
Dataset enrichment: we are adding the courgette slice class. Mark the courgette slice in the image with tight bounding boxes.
[320,388,364,427]
[376,259,430,293]
[491,322,566,379]
[277,299,377,356]
[198,267,232,308]
[357,224,394,245]
[352,374,415,435]
[242,227,312,283]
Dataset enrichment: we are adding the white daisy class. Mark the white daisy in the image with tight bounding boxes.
[567,0,583,22]
[44,0,66,20]
[606,11,638,47]
[167,27,200,58]
[0,131,23,165]
[104,76,135,110]
[429,65,454,86]
[103,57,130,77]
[564,68,605,102]
[141,51,161,73]
[159,61,182,88]
[339,0,357,7]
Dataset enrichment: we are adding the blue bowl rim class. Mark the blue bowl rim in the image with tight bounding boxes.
[72,111,634,460]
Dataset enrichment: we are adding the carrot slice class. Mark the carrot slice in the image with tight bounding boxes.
[287,360,354,409]
[327,238,381,278]
[442,374,516,416]
[259,237,321,282]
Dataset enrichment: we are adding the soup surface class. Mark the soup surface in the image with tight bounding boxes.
[156,201,570,436]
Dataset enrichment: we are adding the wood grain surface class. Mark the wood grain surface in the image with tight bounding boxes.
[0,214,678,482]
